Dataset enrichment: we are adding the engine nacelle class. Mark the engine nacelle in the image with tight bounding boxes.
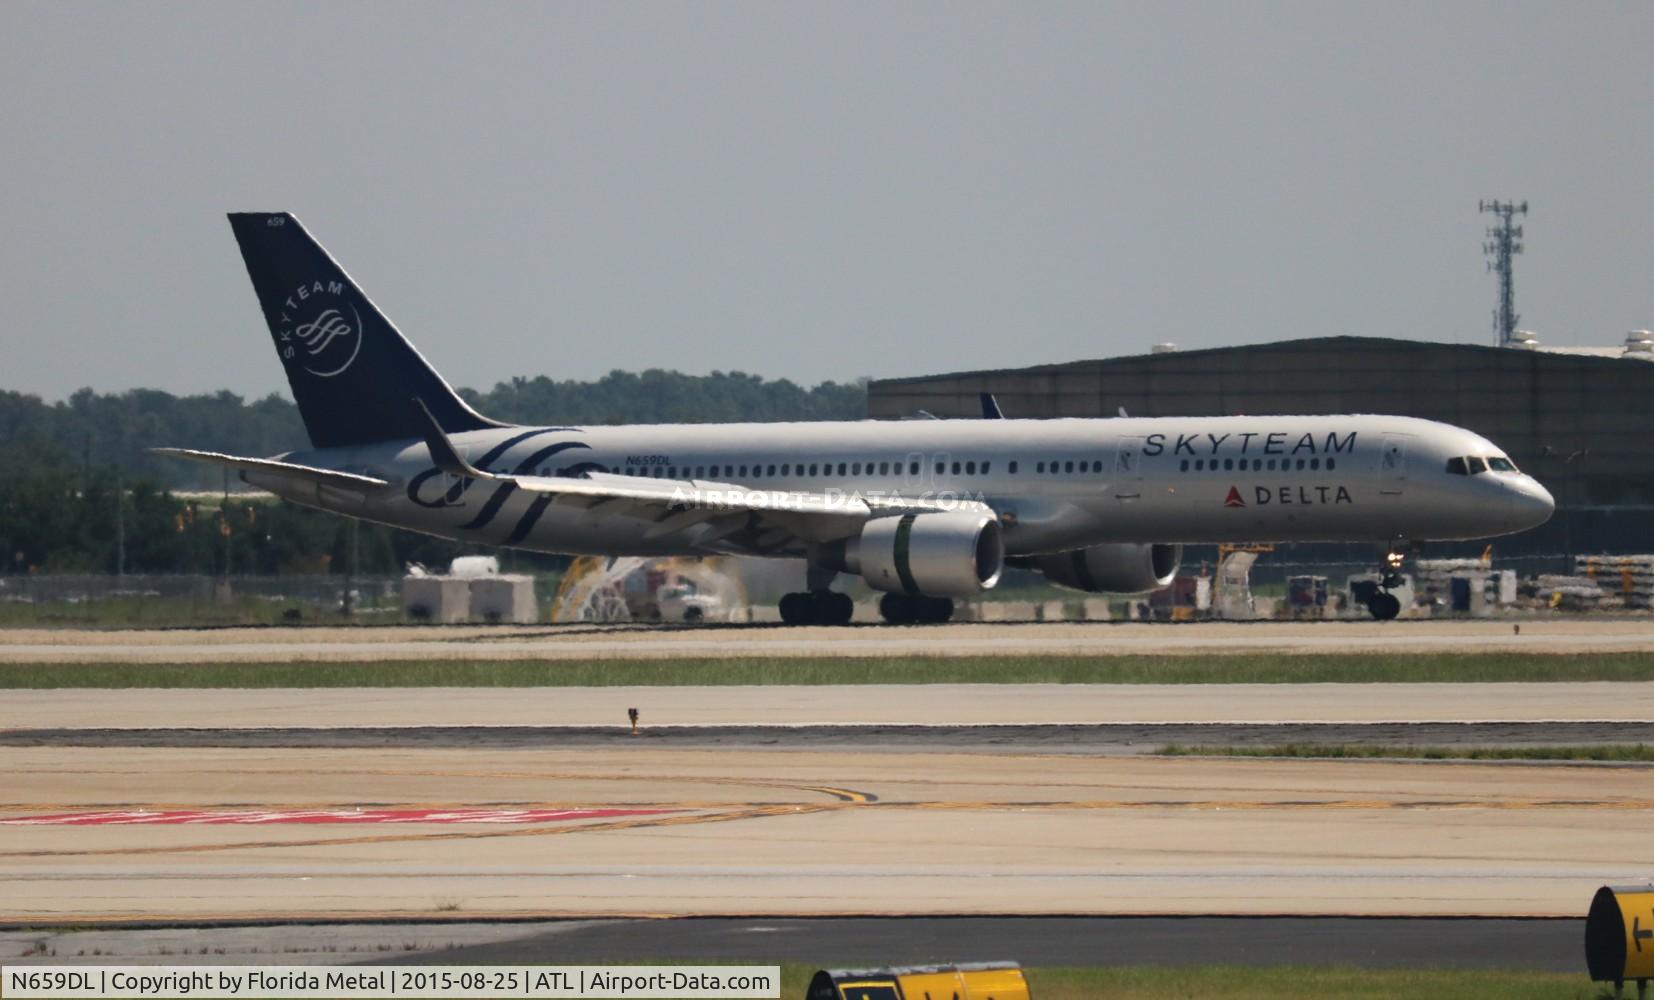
[1025,542,1181,594]
[843,512,1005,598]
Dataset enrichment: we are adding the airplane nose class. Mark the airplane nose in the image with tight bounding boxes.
[1509,478,1555,528]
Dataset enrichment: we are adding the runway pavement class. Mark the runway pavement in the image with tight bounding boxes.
[3,618,1654,662]
[3,618,1647,947]
[6,682,1654,730]
[8,721,1654,752]
[0,917,1587,972]
[1,745,1647,923]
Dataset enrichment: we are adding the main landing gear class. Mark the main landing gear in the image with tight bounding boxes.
[778,590,855,626]
[877,593,955,625]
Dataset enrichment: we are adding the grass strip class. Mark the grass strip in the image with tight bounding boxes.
[661,964,1604,1000]
[773,965,1596,999]
[1158,742,1654,761]
[5,652,1654,688]
[1019,965,1596,999]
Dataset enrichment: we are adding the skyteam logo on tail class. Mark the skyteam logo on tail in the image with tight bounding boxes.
[275,279,362,378]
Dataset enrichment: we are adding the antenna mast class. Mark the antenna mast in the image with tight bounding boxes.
[1480,199,1528,347]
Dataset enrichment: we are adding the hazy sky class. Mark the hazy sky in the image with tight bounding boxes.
[3,2,1652,403]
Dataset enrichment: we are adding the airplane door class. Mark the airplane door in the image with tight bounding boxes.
[1379,434,1408,495]
[1113,436,1144,500]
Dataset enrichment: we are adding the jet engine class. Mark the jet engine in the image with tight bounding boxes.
[836,511,1005,598]
[1021,542,1181,594]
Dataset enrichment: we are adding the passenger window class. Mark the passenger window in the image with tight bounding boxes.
[982,461,991,474]
[1008,460,1018,474]
[809,463,819,476]
[1310,458,1320,470]
[1036,461,1045,473]
[952,461,961,474]
[1181,459,1190,471]
[1326,458,1336,471]
[1194,459,1203,471]
[1223,458,1233,471]
[965,461,976,474]
[1296,459,1306,470]
[1467,456,1487,474]
[1064,460,1074,474]
[851,462,861,475]
[909,461,920,475]
[781,464,790,476]
[1252,459,1262,471]
[935,462,945,475]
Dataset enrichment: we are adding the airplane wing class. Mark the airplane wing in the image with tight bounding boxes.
[151,448,390,491]
[413,399,988,548]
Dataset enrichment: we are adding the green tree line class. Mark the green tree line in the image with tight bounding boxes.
[0,443,527,577]
[1,370,866,491]
[0,370,866,575]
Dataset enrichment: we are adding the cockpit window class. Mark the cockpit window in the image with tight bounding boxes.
[1466,456,1488,474]
[1488,456,1517,472]
[1445,457,1468,475]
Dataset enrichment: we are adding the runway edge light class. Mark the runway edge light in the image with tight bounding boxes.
[806,962,1029,1000]
[1586,884,1654,994]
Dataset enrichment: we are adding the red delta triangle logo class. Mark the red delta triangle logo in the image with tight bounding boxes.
[1224,486,1245,508]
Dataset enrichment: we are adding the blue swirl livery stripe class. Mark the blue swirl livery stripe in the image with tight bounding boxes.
[406,427,562,509]
[460,440,592,531]
[504,494,558,546]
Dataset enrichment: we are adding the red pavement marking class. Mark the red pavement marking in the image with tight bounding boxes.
[0,807,680,826]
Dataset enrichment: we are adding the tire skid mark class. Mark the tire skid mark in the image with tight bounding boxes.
[0,804,828,859]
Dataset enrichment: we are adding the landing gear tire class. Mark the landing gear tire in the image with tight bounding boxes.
[779,592,811,625]
[878,593,955,625]
[815,590,854,626]
[1366,592,1401,621]
[879,593,916,625]
[779,590,854,625]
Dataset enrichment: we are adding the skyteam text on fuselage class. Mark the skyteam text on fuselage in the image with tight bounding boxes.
[156,213,1555,623]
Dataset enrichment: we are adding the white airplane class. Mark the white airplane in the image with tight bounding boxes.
[158,213,1555,623]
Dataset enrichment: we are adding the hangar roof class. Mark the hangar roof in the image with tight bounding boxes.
[872,335,1654,388]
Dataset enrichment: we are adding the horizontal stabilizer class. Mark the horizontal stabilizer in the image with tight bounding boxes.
[151,448,389,491]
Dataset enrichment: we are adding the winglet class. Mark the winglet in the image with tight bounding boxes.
[412,397,497,481]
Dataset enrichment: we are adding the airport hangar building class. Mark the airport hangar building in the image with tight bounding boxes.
[867,334,1654,563]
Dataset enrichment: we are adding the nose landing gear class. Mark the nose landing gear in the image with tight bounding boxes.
[1364,590,1402,621]
[1352,547,1409,620]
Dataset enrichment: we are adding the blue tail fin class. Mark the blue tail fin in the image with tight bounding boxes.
[226,212,507,449]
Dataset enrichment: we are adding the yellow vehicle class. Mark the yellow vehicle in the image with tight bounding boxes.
[806,963,1029,1000]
